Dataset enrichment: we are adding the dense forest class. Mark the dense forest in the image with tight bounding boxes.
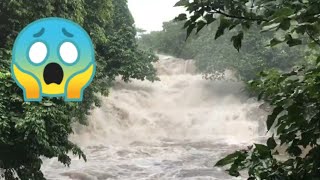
[0,0,157,179]
[138,21,305,80]
[174,0,320,179]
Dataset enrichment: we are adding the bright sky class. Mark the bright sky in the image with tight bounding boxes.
[128,0,185,32]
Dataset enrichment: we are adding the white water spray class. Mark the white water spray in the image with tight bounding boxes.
[43,55,266,180]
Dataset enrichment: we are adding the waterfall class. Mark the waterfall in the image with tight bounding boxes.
[43,54,267,180]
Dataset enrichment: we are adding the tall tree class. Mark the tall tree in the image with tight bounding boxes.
[106,0,158,82]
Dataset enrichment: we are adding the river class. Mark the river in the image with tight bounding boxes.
[42,55,267,180]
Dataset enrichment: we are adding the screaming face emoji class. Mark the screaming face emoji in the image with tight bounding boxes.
[11,17,96,102]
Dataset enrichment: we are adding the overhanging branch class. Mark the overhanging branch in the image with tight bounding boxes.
[213,10,268,22]
[307,31,320,47]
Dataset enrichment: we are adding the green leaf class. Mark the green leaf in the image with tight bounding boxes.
[43,102,53,107]
[267,136,277,149]
[287,145,302,156]
[287,38,302,47]
[196,20,206,33]
[183,20,192,29]
[175,13,187,21]
[231,31,244,51]
[4,82,12,87]
[279,18,291,30]
[174,0,189,7]
[267,106,283,130]
[272,7,295,18]
[254,144,271,157]
[269,38,284,47]
[215,18,231,39]
[295,24,308,34]
[204,14,216,24]
[186,23,196,38]
[227,169,240,177]
[215,151,243,167]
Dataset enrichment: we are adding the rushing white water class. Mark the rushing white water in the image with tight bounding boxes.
[43,55,267,180]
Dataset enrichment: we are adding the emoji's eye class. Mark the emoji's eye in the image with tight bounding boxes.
[59,42,78,64]
[29,42,47,64]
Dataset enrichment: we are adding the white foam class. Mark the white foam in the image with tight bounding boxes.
[42,55,267,179]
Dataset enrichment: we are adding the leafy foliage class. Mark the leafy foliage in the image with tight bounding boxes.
[175,0,320,179]
[174,0,319,49]
[0,73,85,179]
[0,0,157,179]
[139,20,303,80]
[105,0,158,82]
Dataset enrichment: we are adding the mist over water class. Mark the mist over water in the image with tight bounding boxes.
[43,55,267,180]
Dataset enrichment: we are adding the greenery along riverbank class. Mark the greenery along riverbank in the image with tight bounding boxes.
[175,0,320,179]
[138,20,305,81]
[0,0,157,179]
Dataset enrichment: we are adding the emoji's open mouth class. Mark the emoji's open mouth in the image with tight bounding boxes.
[43,63,64,85]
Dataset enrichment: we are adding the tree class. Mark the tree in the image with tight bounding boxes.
[139,20,303,80]
[175,0,320,179]
[0,0,157,179]
[105,0,158,82]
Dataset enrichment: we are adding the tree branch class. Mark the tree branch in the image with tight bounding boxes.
[307,31,320,47]
[213,10,268,22]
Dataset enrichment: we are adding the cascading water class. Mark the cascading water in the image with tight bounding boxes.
[42,55,267,180]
